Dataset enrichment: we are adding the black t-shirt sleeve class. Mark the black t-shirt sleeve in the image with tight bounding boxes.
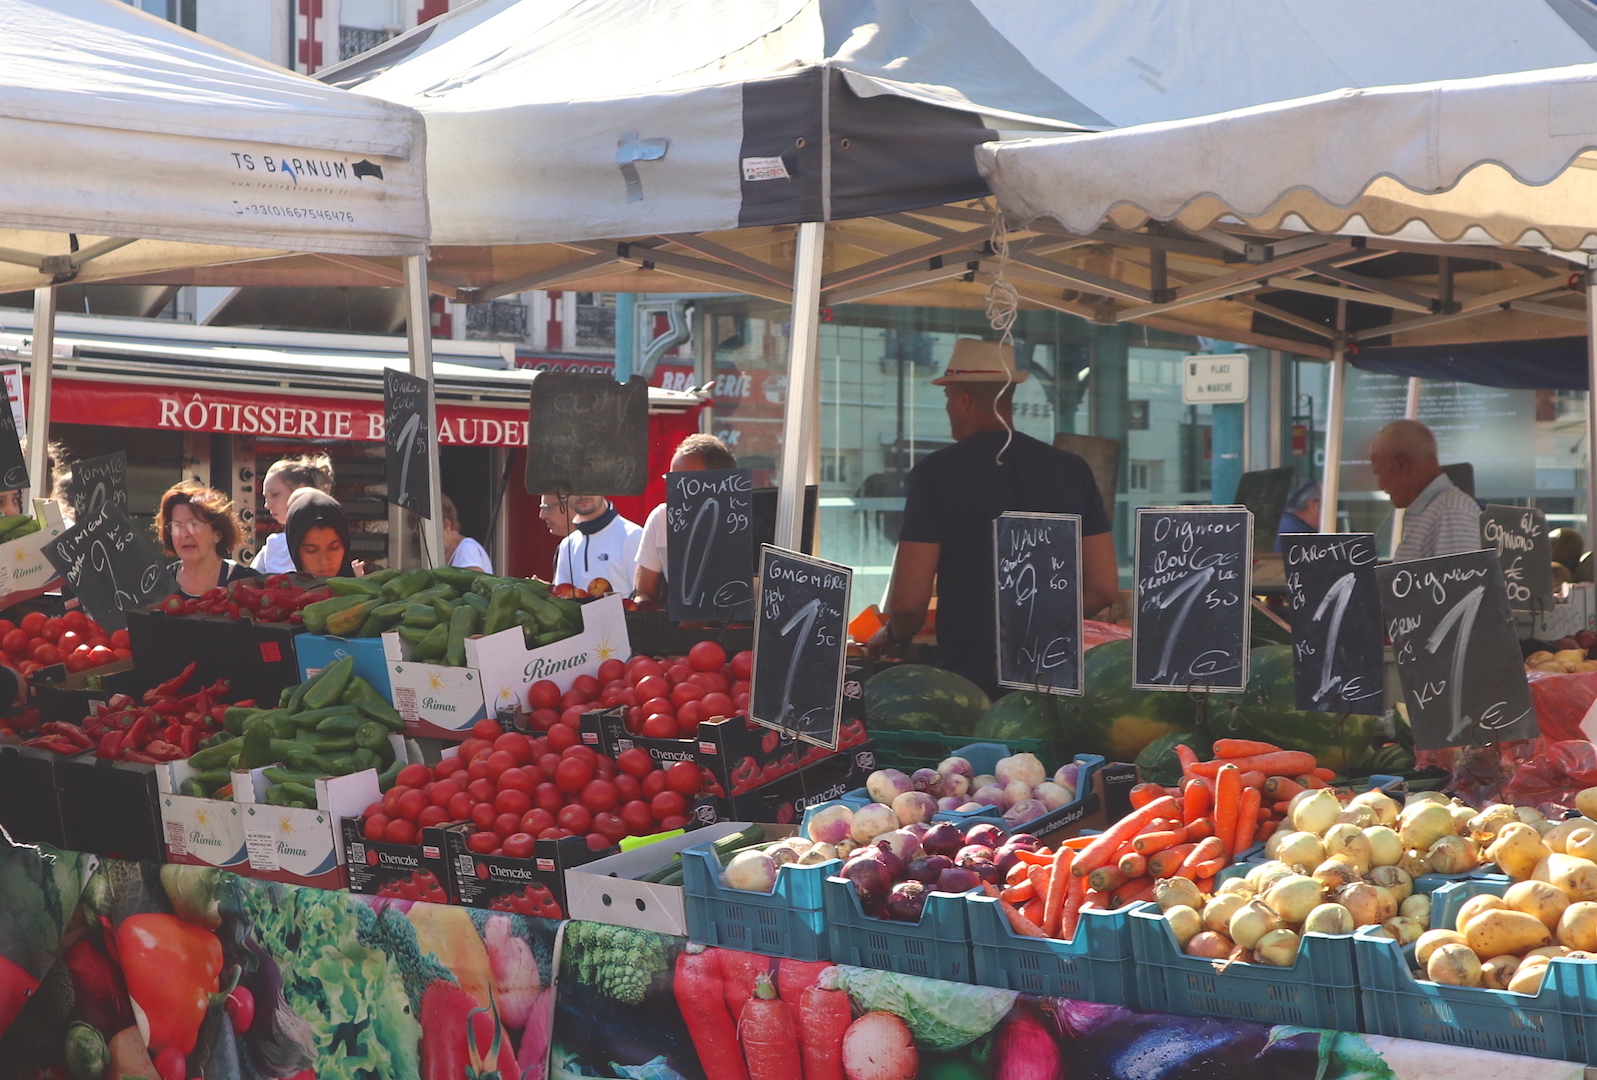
[898,457,942,544]
[1071,457,1112,536]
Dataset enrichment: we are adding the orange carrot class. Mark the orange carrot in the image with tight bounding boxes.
[1042,847,1074,937]
[1087,864,1126,894]
[1022,896,1045,926]
[1118,851,1147,879]
[1005,862,1030,886]
[1060,835,1096,850]
[1191,857,1227,878]
[1014,849,1054,866]
[1001,881,1035,904]
[1184,817,1214,841]
[1084,889,1110,909]
[1027,864,1051,899]
[1271,800,1294,816]
[1182,778,1210,825]
[1264,776,1305,801]
[1109,875,1154,907]
[1178,836,1225,876]
[1192,751,1316,778]
[1311,767,1336,782]
[1256,805,1272,822]
[1239,771,1266,791]
[1256,820,1278,841]
[1194,875,1217,893]
[1174,742,1200,781]
[1146,843,1196,878]
[1233,786,1262,853]
[1300,774,1329,789]
[992,892,1048,937]
[1131,829,1186,855]
[1213,763,1242,858]
[1128,782,1166,809]
[1213,738,1282,758]
[1061,872,1088,939]
[1073,794,1180,877]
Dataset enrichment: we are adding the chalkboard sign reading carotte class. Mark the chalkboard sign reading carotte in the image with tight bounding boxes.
[750,546,851,749]
[383,368,432,519]
[41,502,174,633]
[1377,549,1536,750]
[67,451,128,520]
[1282,533,1385,713]
[524,372,650,497]
[1480,504,1554,614]
[1133,506,1252,692]
[666,467,755,624]
[993,511,1083,696]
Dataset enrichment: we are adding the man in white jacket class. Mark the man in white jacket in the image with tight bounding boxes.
[552,494,641,594]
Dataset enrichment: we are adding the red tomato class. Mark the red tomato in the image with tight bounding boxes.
[30,643,60,666]
[572,674,601,699]
[558,689,587,711]
[433,757,465,781]
[362,801,386,821]
[674,700,702,735]
[111,648,134,662]
[554,756,594,794]
[641,697,675,720]
[18,612,44,637]
[397,764,432,788]
[467,831,499,854]
[447,792,474,821]
[493,732,533,764]
[519,808,555,836]
[538,752,563,777]
[418,805,450,828]
[734,692,751,713]
[665,761,701,796]
[502,832,536,859]
[385,819,417,845]
[597,658,625,684]
[699,692,735,719]
[671,680,706,707]
[626,658,665,685]
[537,827,567,841]
[363,814,390,842]
[559,705,588,729]
[594,756,616,780]
[458,738,492,762]
[530,708,559,731]
[658,815,689,832]
[109,628,131,650]
[665,663,693,686]
[634,674,669,703]
[57,631,83,655]
[467,758,492,783]
[397,789,429,822]
[616,747,654,778]
[688,640,727,673]
[614,774,642,802]
[731,680,751,700]
[471,802,499,831]
[651,791,687,819]
[534,783,564,814]
[619,800,654,834]
[523,764,546,787]
[585,832,613,851]
[0,629,25,656]
[527,679,562,710]
[545,723,578,752]
[497,768,535,796]
[485,750,519,781]
[561,744,597,766]
[642,771,669,799]
[472,718,504,741]
[382,788,406,816]
[429,779,462,808]
[39,617,62,643]
[0,621,12,637]
[466,777,496,804]
[599,684,625,708]
[495,788,533,816]
[60,611,88,634]
[593,811,628,842]
[617,686,639,707]
[730,650,754,681]
[64,651,92,674]
[494,812,522,839]
[556,804,592,834]
[642,713,678,739]
[580,779,618,813]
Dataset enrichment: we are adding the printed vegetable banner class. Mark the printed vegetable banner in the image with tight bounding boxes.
[0,831,558,1080]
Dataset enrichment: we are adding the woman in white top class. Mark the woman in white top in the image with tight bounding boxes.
[634,434,737,603]
[250,454,335,573]
[442,493,492,571]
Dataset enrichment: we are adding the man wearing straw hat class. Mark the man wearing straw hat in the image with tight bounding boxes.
[867,339,1120,697]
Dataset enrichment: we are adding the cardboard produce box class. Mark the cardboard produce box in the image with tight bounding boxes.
[339,817,453,903]
[32,660,138,725]
[690,742,877,828]
[126,608,304,706]
[447,827,616,918]
[156,760,248,870]
[0,742,64,847]
[0,501,66,609]
[624,611,752,659]
[295,633,392,698]
[234,766,380,889]
[56,752,163,861]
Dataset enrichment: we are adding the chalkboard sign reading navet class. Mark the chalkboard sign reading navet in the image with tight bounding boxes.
[42,502,174,633]
[667,467,755,624]
[1377,549,1536,750]
[68,451,129,521]
[751,546,851,749]
[993,511,1083,696]
[524,372,650,497]
[1480,504,1554,614]
[1282,533,1384,713]
[383,368,432,519]
[1133,507,1252,692]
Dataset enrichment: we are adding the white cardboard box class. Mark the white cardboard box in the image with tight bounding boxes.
[155,761,248,870]
[235,766,381,889]
[0,500,65,607]
[467,593,631,713]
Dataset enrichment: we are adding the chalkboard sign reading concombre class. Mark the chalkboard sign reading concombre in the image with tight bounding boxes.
[1480,504,1554,614]
[383,368,432,519]
[993,511,1083,696]
[42,502,174,634]
[1377,549,1537,750]
[750,546,851,749]
[666,466,755,624]
[1133,506,1252,692]
[1281,533,1385,713]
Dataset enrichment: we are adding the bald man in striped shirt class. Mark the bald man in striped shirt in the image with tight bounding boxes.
[1371,420,1483,562]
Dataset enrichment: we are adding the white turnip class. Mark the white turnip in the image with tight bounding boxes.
[850,803,899,843]
[724,850,779,893]
[1033,782,1073,810]
[910,769,945,796]
[807,803,854,845]
[996,752,1046,788]
[891,791,938,826]
[936,756,974,781]
[866,769,914,805]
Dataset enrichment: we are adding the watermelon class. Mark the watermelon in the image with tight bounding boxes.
[972,691,1075,746]
[1061,639,1203,761]
[1207,644,1384,775]
[1135,731,1213,787]
[864,664,990,736]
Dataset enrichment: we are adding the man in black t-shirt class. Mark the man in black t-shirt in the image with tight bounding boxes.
[867,340,1119,697]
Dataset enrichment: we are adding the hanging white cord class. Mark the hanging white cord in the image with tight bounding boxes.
[982,200,1018,464]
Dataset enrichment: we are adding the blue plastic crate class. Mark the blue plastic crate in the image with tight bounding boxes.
[823,876,975,983]
[1128,901,1360,1030]
[968,893,1138,1005]
[1354,877,1597,1065]
[680,844,836,961]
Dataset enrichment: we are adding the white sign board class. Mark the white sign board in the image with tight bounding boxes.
[1183,354,1250,405]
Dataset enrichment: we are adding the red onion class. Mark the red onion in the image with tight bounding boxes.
[965,823,1007,849]
[955,844,996,867]
[906,854,953,884]
[920,822,966,857]
[886,880,928,922]
[936,865,981,893]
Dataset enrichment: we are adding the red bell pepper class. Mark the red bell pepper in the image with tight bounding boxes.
[126,714,153,749]
[143,740,184,761]
[115,913,221,1057]
[98,730,125,760]
[145,662,199,703]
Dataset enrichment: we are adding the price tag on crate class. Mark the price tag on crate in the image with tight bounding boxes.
[750,546,851,749]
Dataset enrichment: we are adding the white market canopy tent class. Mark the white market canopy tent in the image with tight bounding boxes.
[974,62,1597,532]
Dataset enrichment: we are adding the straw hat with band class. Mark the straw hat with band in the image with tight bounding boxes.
[931,339,1029,385]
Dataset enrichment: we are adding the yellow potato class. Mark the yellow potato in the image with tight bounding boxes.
[1480,954,1520,990]
[1415,929,1469,966]
[1567,829,1597,865]
[1489,823,1551,881]
[1556,649,1587,664]
[1540,818,1596,855]
[1509,955,1551,995]
[1557,901,1597,951]
[1505,880,1570,932]
[1527,651,1555,664]
[1525,945,1571,960]
[1464,909,1553,959]
[1538,853,1597,901]
[1427,943,1483,986]
[1576,787,1597,822]
[1454,893,1508,933]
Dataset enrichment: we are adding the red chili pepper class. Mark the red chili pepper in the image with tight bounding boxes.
[143,740,184,761]
[98,731,125,760]
[126,714,153,748]
[40,722,93,748]
[181,599,200,615]
[179,726,201,757]
[159,595,187,616]
[122,750,160,764]
[21,735,83,754]
[145,662,199,703]
[153,699,185,717]
[107,693,133,710]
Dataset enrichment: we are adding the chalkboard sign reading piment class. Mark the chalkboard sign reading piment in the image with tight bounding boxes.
[68,451,129,522]
[383,368,432,519]
[1133,506,1252,692]
[993,511,1083,696]
[1480,504,1554,614]
[42,502,175,633]
[1377,549,1536,750]
[1282,533,1385,713]
[524,372,650,497]
[751,546,851,749]
[666,467,755,624]
[0,380,26,492]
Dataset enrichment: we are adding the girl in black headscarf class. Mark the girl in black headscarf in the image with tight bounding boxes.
[284,488,355,578]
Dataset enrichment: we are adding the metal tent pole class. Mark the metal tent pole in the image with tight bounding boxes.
[1319,299,1349,533]
[404,254,446,567]
[775,221,825,552]
[26,287,55,503]
[1586,255,1597,540]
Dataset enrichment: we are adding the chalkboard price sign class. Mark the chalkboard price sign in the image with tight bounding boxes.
[0,380,27,492]
[1282,533,1385,713]
[666,467,755,623]
[751,546,851,748]
[1480,504,1554,614]
[1133,506,1252,692]
[42,502,175,633]
[68,451,129,521]
[1377,549,1536,750]
[383,368,432,519]
[524,372,650,497]
[993,511,1083,696]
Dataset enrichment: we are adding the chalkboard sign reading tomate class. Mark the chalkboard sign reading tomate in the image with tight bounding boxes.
[1282,533,1384,713]
[993,511,1083,696]
[42,502,174,633]
[383,368,432,519]
[1376,549,1536,750]
[1480,504,1554,614]
[666,467,755,624]
[68,451,128,521]
[751,546,851,749]
[1133,506,1252,692]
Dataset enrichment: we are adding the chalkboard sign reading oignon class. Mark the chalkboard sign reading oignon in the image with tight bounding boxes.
[751,546,851,749]
[1377,549,1536,750]
[666,467,755,624]
[1282,533,1385,713]
[1133,506,1252,692]
[383,368,432,519]
[993,511,1083,696]
[1480,504,1554,614]
[41,502,174,633]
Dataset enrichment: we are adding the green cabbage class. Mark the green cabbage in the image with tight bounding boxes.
[834,967,1015,1051]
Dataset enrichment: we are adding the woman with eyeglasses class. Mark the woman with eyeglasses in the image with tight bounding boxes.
[157,481,261,599]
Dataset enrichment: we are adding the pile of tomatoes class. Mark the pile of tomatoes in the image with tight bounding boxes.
[360,717,709,857]
[0,609,130,677]
[524,641,751,740]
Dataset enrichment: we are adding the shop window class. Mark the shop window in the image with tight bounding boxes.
[465,300,528,342]
[575,293,616,350]
[339,26,392,60]
[1129,460,1162,491]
